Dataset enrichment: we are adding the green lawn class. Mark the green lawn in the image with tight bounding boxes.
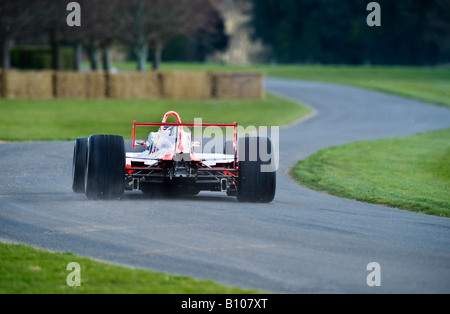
[0,93,309,142]
[260,65,450,108]
[0,242,261,294]
[291,128,450,217]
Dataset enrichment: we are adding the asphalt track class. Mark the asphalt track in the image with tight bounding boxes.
[1,78,450,293]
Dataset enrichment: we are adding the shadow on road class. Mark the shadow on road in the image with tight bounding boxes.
[122,191,237,203]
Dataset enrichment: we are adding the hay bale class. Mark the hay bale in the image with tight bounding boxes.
[212,72,264,99]
[55,71,106,99]
[2,70,25,99]
[160,71,212,100]
[55,71,87,99]
[107,72,160,99]
[2,70,54,99]
[27,71,54,99]
[86,72,106,99]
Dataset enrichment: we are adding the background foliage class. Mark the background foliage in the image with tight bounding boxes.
[250,0,450,65]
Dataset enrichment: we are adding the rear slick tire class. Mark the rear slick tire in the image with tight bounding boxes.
[85,135,125,200]
[72,137,88,193]
[236,137,276,203]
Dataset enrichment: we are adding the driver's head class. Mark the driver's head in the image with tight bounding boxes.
[161,125,174,135]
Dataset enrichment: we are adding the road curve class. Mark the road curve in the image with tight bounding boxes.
[1,78,450,293]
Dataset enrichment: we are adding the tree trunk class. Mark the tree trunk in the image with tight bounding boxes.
[87,41,99,71]
[135,44,148,72]
[102,46,112,72]
[90,51,100,71]
[73,41,83,72]
[1,38,12,69]
[152,40,163,70]
[50,29,61,71]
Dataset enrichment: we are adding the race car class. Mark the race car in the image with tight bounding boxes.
[72,111,276,202]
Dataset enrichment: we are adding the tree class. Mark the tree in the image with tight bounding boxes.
[20,0,74,71]
[74,0,121,71]
[115,0,153,71]
[117,0,215,71]
[2,0,120,72]
[0,0,40,69]
[190,1,229,62]
[147,0,215,70]
[423,0,450,63]
[159,4,229,63]
[249,0,450,65]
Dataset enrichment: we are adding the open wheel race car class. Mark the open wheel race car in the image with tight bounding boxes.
[72,111,276,203]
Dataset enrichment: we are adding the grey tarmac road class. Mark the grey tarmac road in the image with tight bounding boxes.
[1,78,450,293]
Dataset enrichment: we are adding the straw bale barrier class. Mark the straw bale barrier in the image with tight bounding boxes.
[85,72,106,99]
[107,72,160,99]
[161,71,211,100]
[0,70,265,100]
[55,71,88,99]
[2,70,54,99]
[55,72,107,99]
[211,72,264,99]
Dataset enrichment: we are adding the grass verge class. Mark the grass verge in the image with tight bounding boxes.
[0,93,309,142]
[261,65,450,108]
[0,242,262,294]
[291,128,450,217]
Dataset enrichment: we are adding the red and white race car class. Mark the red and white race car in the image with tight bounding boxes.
[72,111,276,202]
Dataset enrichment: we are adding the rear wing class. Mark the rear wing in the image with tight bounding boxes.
[131,120,238,152]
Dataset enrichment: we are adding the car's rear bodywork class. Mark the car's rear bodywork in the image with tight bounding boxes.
[72,111,276,202]
[125,111,238,196]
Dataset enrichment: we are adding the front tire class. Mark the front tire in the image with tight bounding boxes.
[85,135,125,200]
[236,137,276,203]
